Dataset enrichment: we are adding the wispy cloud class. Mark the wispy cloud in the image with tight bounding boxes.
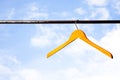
[12,69,43,80]
[100,24,120,59]
[6,8,15,19]
[23,2,48,19]
[51,11,71,18]
[0,66,43,80]
[86,0,108,6]
[0,65,11,76]
[0,51,21,66]
[74,7,86,15]
[90,8,110,19]
[0,50,21,80]
[30,24,74,48]
[113,1,120,14]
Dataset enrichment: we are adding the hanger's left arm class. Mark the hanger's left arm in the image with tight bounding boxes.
[47,40,73,58]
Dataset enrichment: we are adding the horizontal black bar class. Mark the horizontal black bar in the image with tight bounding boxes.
[0,20,120,24]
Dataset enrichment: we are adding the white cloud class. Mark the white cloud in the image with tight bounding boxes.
[30,25,57,47]
[0,65,12,75]
[100,24,120,60]
[26,12,48,19]
[81,75,116,80]
[0,50,20,65]
[1,68,43,80]
[17,69,42,80]
[0,52,21,65]
[30,24,72,48]
[0,65,12,80]
[0,51,20,80]
[6,8,15,19]
[59,68,83,80]
[23,3,48,19]
[74,8,86,15]
[0,53,42,80]
[61,12,70,17]
[86,0,108,6]
[31,36,51,47]
[0,53,43,80]
[90,8,110,19]
[7,56,21,65]
[113,1,120,14]
[51,11,71,18]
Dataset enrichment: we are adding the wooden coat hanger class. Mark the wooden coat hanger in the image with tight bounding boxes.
[47,27,113,59]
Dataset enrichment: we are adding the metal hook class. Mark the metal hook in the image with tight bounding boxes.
[75,21,79,30]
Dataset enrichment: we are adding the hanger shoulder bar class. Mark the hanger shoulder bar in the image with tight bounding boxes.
[0,20,120,24]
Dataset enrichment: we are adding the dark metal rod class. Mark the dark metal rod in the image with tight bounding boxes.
[0,20,120,24]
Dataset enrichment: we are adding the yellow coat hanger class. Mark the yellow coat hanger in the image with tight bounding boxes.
[47,29,113,59]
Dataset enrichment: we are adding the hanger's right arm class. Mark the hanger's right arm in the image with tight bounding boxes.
[83,38,113,59]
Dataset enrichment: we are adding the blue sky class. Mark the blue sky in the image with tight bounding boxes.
[0,0,120,80]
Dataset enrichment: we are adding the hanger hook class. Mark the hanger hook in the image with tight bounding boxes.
[75,21,79,30]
